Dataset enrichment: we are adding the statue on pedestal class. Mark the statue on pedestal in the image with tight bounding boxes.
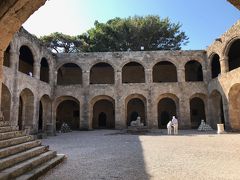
[130,116,144,127]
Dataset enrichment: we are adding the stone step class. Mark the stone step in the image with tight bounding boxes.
[0,121,10,127]
[0,150,57,180]
[0,126,18,133]
[16,154,65,180]
[0,131,25,141]
[0,145,49,171]
[0,135,34,149]
[0,140,42,159]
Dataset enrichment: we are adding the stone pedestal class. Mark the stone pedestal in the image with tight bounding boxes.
[217,124,225,134]
[126,126,149,134]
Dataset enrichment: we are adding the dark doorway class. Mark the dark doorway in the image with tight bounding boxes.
[127,98,145,126]
[98,112,107,128]
[18,97,23,130]
[38,101,43,131]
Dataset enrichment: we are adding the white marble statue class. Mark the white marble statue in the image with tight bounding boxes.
[171,116,178,135]
[130,116,144,127]
[167,121,172,135]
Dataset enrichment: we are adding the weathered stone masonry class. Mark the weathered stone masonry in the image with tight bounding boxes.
[2,20,240,135]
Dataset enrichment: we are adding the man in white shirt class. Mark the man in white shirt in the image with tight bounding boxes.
[171,116,178,135]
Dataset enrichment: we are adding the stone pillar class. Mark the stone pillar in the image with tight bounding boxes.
[202,69,208,82]
[145,69,152,84]
[0,50,3,122]
[220,56,229,73]
[33,62,40,79]
[115,70,125,129]
[32,98,40,134]
[177,68,185,82]
[179,98,191,129]
[9,49,19,71]
[81,70,90,129]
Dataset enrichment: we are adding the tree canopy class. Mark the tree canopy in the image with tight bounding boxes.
[39,15,189,53]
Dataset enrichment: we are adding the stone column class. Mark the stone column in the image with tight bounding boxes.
[81,70,90,129]
[115,70,125,129]
[32,98,40,134]
[220,56,229,73]
[202,69,208,82]
[33,62,40,79]
[179,98,191,129]
[0,50,4,122]
[177,68,185,82]
[9,49,19,71]
[145,69,152,84]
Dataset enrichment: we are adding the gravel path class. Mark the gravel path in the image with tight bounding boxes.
[39,130,240,180]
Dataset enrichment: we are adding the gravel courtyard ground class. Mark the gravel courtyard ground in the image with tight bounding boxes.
[40,130,240,180]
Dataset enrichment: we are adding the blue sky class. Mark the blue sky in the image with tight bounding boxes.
[23,0,240,50]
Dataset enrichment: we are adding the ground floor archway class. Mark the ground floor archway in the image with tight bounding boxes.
[18,88,34,130]
[39,95,51,132]
[56,98,80,130]
[190,97,206,129]
[228,84,240,130]
[92,99,115,129]
[209,90,225,129]
[158,98,177,128]
[1,84,11,122]
[126,96,146,126]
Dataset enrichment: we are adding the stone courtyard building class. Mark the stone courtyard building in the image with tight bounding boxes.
[2,20,240,135]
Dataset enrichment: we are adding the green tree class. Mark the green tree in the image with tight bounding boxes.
[39,32,82,53]
[80,15,189,52]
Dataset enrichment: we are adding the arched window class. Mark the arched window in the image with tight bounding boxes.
[90,63,114,84]
[228,39,240,71]
[122,62,145,83]
[211,54,221,78]
[57,63,82,85]
[185,60,203,82]
[40,58,49,83]
[19,45,34,76]
[153,61,177,82]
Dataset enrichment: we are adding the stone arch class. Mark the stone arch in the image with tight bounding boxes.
[90,62,114,84]
[185,60,203,82]
[39,95,51,132]
[18,88,34,130]
[40,57,49,83]
[18,45,34,76]
[57,63,82,85]
[209,90,225,129]
[122,62,145,83]
[55,96,80,130]
[157,93,179,129]
[90,95,115,129]
[125,94,147,126]
[189,95,206,129]
[226,39,240,71]
[3,45,11,67]
[1,83,11,122]
[228,83,240,130]
[152,61,177,82]
[210,53,221,78]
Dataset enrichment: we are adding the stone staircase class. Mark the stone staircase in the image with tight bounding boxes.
[0,121,65,180]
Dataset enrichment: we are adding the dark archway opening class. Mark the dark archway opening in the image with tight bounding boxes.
[93,99,115,129]
[122,62,145,83]
[90,63,114,84]
[185,60,203,82]
[3,45,10,67]
[40,58,49,83]
[18,97,23,130]
[190,97,206,129]
[56,100,80,130]
[19,45,34,76]
[158,98,176,128]
[1,84,11,122]
[153,61,177,82]
[228,39,240,71]
[38,101,43,131]
[127,98,145,126]
[57,63,82,85]
[211,54,221,78]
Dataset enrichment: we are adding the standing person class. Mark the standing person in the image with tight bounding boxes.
[172,116,178,135]
[167,121,172,135]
